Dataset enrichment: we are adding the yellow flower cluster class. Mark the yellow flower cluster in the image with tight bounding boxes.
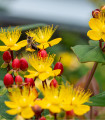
[35,85,91,115]
[5,84,91,119]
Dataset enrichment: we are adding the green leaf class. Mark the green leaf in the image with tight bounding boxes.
[0,94,15,119]
[1,63,8,68]
[71,45,105,63]
[86,91,105,106]
[89,40,104,46]
[8,69,13,74]
[89,40,99,46]
[0,87,7,96]
[0,23,46,32]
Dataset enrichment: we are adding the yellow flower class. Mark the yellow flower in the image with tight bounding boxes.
[5,86,38,119]
[26,25,62,49]
[87,12,105,41]
[35,85,91,115]
[0,27,27,51]
[24,54,61,81]
[60,85,92,116]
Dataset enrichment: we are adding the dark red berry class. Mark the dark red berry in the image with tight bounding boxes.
[15,75,23,85]
[24,78,35,87]
[20,58,28,71]
[66,110,74,118]
[3,51,12,63]
[50,79,58,88]
[39,116,46,120]
[54,62,64,75]
[92,9,100,18]
[4,73,14,87]
[12,58,20,70]
[37,49,48,59]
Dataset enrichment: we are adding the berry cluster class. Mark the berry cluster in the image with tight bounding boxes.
[3,49,64,88]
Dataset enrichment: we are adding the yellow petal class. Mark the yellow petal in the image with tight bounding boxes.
[61,104,73,111]
[37,43,49,49]
[48,38,62,47]
[73,105,90,116]
[49,105,61,113]
[10,44,21,51]
[39,72,50,81]
[24,74,38,78]
[26,48,35,52]
[21,107,34,119]
[5,101,18,108]
[0,46,9,51]
[6,108,21,115]
[89,18,102,30]
[87,30,101,40]
[52,69,61,76]
[16,40,27,47]
[27,69,37,74]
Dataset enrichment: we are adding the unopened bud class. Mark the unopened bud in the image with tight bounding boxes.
[32,104,43,116]
[92,9,100,18]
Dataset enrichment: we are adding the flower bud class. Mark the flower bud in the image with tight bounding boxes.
[24,78,35,87]
[50,79,58,88]
[20,58,28,71]
[92,9,100,18]
[32,104,43,116]
[39,116,46,120]
[3,51,12,63]
[15,75,23,85]
[12,58,20,70]
[37,49,48,59]
[54,62,64,75]
[4,73,14,87]
[66,110,74,119]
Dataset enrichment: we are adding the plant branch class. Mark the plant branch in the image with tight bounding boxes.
[84,62,98,90]
[7,63,10,72]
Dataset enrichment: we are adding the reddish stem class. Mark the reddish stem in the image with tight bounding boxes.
[7,63,10,72]
[10,50,14,61]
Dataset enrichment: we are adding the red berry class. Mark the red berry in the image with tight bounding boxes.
[15,75,23,85]
[20,58,28,71]
[3,51,12,63]
[54,62,64,75]
[12,58,20,70]
[66,110,74,118]
[50,79,58,88]
[39,116,46,120]
[4,73,14,87]
[24,78,35,87]
[37,49,48,59]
